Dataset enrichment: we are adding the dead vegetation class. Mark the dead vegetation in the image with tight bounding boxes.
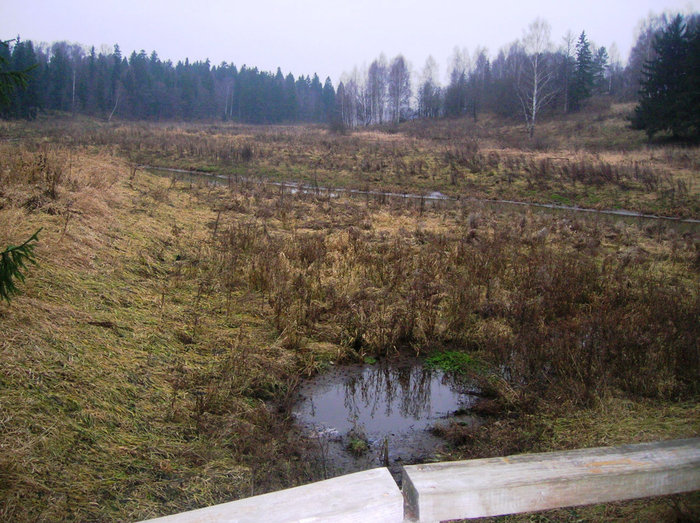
[0,146,319,521]
[201,187,698,405]
[0,110,698,521]
[2,104,699,218]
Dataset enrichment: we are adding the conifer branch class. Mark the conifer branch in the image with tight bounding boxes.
[0,228,42,303]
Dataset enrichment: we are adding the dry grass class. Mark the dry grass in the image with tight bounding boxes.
[0,116,697,521]
[201,187,698,403]
[0,147,318,521]
[2,104,699,218]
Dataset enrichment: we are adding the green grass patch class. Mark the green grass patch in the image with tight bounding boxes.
[549,193,573,206]
[425,351,487,375]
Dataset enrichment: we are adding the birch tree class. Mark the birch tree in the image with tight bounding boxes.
[387,55,411,123]
[418,55,441,118]
[516,18,557,139]
[339,68,361,128]
[367,55,387,124]
[561,31,575,113]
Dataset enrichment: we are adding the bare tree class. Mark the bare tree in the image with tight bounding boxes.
[367,55,387,124]
[561,30,575,113]
[418,55,441,118]
[607,43,623,95]
[448,46,471,80]
[469,47,490,120]
[358,66,372,126]
[444,46,471,116]
[387,55,411,123]
[516,18,557,139]
[339,68,362,128]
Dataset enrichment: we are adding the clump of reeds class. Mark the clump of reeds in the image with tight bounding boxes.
[204,184,698,406]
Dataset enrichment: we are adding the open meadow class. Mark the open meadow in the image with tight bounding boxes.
[6,103,698,219]
[0,107,698,521]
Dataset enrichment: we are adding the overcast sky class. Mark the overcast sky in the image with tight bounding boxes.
[2,0,698,85]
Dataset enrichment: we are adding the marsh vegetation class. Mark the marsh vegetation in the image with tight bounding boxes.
[0,107,698,521]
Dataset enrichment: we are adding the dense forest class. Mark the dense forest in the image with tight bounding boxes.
[0,42,336,123]
[1,12,698,136]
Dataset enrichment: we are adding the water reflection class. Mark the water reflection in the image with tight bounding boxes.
[342,364,445,427]
[293,358,476,475]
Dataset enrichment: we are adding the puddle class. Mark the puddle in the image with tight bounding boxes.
[292,358,478,478]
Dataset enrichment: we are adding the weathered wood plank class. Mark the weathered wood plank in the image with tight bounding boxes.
[402,438,700,522]
[142,467,403,523]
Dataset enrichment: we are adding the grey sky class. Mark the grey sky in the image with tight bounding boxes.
[2,0,698,85]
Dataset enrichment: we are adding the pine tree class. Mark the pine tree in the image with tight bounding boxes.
[632,15,698,139]
[321,77,335,123]
[682,20,700,137]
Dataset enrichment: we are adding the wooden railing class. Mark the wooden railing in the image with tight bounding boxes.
[143,438,700,522]
[402,438,700,521]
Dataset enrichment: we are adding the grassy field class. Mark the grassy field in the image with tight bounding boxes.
[0,108,698,521]
[3,103,700,219]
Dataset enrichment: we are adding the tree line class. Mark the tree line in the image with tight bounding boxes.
[335,22,618,131]
[1,11,698,139]
[336,13,698,137]
[0,41,335,123]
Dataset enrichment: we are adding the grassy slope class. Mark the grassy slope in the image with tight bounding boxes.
[0,152,319,521]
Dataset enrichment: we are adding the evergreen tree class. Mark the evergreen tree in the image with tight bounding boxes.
[683,19,700,136]
[0,40,24,107]
[0,229,41,304]
[321,77,335,122]
[0,39,31,117]
[4,38,39,117]
[444,69,467,117]
[283,72,297,121]
[0,37,331,125]
[632,15,699,139]
[592,46,609,94]
[309,74,323,121]
[569,31,593,111]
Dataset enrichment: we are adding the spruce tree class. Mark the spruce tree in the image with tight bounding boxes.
[683,21,700,137]
[592,47,609,94]
[0,39,30,107]
[322,77,335,123]
[569,31,593,111]
[0,229,41,304]
[632,15,698,139]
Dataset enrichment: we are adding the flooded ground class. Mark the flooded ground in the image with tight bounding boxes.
[292,358,478,478]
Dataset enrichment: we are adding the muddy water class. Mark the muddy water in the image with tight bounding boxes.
[292,358,478,478]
